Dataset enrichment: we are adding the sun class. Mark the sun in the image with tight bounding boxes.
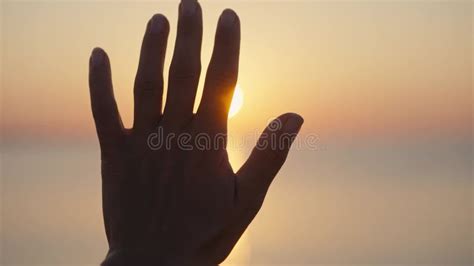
[229,84,244,118]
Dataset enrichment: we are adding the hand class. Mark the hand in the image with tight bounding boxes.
[89,0,303,265]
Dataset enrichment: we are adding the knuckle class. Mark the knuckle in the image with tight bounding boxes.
[208,70,237,89]
[169,63,201,83]
[134,78,163,94]
[258,146,288,165]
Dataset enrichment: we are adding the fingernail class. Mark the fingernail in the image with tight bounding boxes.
[283,114,304,133]
[149,14,165,34]
[220,9,236,27]
[180,0,197,17]
[91,48,104,66]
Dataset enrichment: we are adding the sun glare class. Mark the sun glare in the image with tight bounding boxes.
[229,85,244,118]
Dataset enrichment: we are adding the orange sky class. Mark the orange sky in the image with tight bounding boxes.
[1,2,472,265]
[1,1,472,141]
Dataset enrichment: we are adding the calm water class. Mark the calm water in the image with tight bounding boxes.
[1,137,472,265]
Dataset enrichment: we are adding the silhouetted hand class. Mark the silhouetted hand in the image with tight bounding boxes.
[89,1,303,265]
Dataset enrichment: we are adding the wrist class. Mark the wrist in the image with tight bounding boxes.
[101,248,217,266]
[101,248,162,266]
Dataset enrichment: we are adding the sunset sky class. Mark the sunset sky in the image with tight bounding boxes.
[2,0,471,140]
[1,1,472,265]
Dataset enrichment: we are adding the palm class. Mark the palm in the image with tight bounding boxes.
[102,127,235,263]
[89,1,303,265]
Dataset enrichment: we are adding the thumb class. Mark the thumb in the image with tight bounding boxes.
[197,113,303,262]
[237,113,303,203]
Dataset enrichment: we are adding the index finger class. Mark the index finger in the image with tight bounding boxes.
[195,9,240,133]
